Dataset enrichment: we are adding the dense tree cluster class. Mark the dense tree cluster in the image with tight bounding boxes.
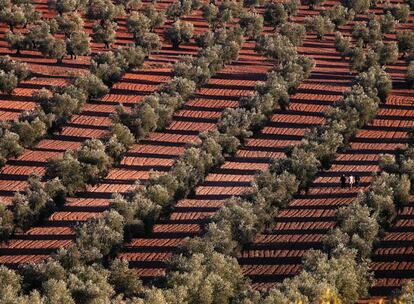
[263,0,299,29]
[333,5,408,76]
[0,55,29,95]
[201,0,242,29]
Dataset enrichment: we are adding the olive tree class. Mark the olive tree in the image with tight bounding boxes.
[334,31,351,58]
[45,151,84,195]
[66,31,91,59]
[379,12,396,34]
[385,3,410,22]
[305,15,335,40]
[304,0,325,10]
[164,20,194,49]
[239,11,263,40]
[0,129,24,166]
[11,117,47,148]
[55,0,84,14]
[38,36,67,63]
[397,31,414,58]
[142,4,165,30]
[263,2,287,29]
[341,0,371,13]
[86,0,119,21]
[373,41,399,67]
[56,12,84,38]
[5,31,27,54]
[92,20,117,49]
[255,34,297,63]
[0,203,14,241]
[126,11,151,40]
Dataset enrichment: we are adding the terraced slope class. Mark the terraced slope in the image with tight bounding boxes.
[0,39,272,266]
[239,52,414,294]
[116,6,356,281]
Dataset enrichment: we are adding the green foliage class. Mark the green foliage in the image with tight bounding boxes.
[266,249,373,304]
[379,11,396,34]
[74,211,124,264]
[0,129,24,166]
[304,0,325,9]
[255,34,297,63]
[75,72,109,99]
[323,4,355,27]
[38,35,67,63]
[357,65,392,102]
[239,11,263,40]
[407,61,414,88]
[0,5,26,32]
[66,32,91,58]
[280,22,306,47]
[385,2,410,22]
[142,4,165,30]
[56,12,84,37]
[164,19,194,49]
[46,151,84,195]
[92,21,117,48]
[109,259,143,298]
[334,31,351,58]
[0,70,17,95]
[5,30,27,54]
[201,0,242,29]
[77,139,112,184]
[397,31,414,59]
[166,0,192,21]
[66,265,114,303]
[392,281,414,303]
[0,203,14,242]
[305,15,335,39]
[263,2,287,28]
[11,117,46,148]
[342,0,371,13]
[86,0,119,20]
[165,251,252,304]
